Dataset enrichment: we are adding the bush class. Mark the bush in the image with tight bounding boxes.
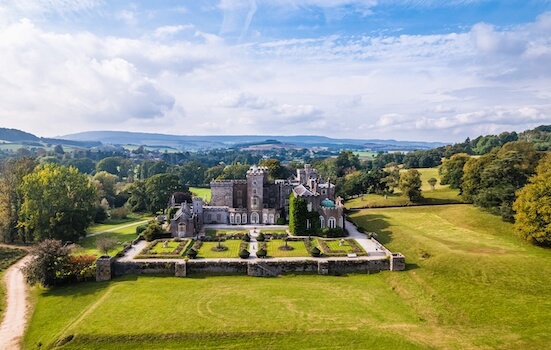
[136,224,147,235]
[110,207,128,220]
[276,217,286,225]
[239,249,250,259]
[256,232,266,242]
[256,248,267,258]
[142,221,168,242]
[94,206,109,223]
[187,248,198,259]
[311,246,321,257]
[22,239,71,287]
[242,233,251,242]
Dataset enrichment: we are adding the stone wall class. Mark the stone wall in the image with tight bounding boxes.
[113,261,176,276]
[96,256,116,282]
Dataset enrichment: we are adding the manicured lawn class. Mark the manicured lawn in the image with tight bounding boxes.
[204,229,248,237]
[0,247,27,322]
[87,215,150,234]
[76,225,141,257]
[346,167,465,209]
[189,187,211,201]
[266,239,310,257]
[136,239,191,259]
[317,238,366,256]
[196,240,242,258]
[23,204,551,350]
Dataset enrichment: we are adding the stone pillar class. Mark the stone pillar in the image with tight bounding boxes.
[317,260,329,275]
[175,261,187,277]
[96,257,113,282]
[390,253,406,271]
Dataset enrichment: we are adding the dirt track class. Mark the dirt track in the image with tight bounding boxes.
[0,255,32,350]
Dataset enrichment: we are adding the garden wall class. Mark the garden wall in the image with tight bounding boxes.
[99,255,404,281]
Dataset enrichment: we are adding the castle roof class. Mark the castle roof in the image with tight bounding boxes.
[320,198,336,208]
[293,184,316,197]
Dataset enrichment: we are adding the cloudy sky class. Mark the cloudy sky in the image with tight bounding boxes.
[0,0,550,142]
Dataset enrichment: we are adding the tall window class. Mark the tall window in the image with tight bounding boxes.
[328,217,336,229]
[319,216,325,229]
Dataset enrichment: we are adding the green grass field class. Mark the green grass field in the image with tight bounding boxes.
[76,219,148,257]
[346,167,466,209]
[266,239,310,257]
[23,204,551,349]
[197,240,242,258]
[190,187,211,201]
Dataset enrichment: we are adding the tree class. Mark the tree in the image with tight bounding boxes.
[96,236,118,256]
[145,173,187,213]
[126,180,148,212]
[93,171,118,206]
[399,169,423,202]
[18,163,97,242]
[64,157,95,174]
[0,157,37,242]
[259,158,283,180]
[22,239,71,287]
[428,177,437,190]
[439,153,470,190]
[462,142,541,220]
[513,153,551,246]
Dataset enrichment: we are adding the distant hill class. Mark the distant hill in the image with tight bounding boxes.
[0,127,101,148]
[61,131,446,151]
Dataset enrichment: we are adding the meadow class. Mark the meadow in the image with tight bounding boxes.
[23,204,551,349]
[346,167,466,209]
[189,187,212,201]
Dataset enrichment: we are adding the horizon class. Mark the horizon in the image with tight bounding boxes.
[0,1,550,142]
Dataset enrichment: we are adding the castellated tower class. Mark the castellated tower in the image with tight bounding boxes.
[246,165,268,224]
[192,197,204,226]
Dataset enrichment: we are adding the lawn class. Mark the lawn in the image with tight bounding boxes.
[196,240,242,258]
[265,239,310,257]
[23,204,551,349]
[189,187,211,201]
[76,223,144,257]
[317,238,366,256]
[346,167,466,209]
[0,247,27,322]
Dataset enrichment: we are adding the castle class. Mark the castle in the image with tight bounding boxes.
[169,164,344,237]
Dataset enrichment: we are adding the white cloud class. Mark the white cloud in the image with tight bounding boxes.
[154,25,194,39]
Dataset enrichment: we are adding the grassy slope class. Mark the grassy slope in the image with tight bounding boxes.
[22,204,551,350]
[346,167,466,209]
[190,187,211,202]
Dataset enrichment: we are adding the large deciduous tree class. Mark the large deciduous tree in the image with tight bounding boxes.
[145,173,188,213]
[439,153,470,190]
[18,163,96,242]
[462,141,541,221]
[513,153,551,246]
[399,169,423,202]
[0,157,38,242]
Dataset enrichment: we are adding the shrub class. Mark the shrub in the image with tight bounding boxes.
[256,248,267,258]
[311,246,321,257]
[276,217,286,225]
[239,249,250,259]
[187,248,198,259]
[242,233,251,242]
[136,224,147,235]
[22,239,71,287]
[256,232,266,242]
[142,221,168,242]
[94,206,109,223]
[66,255,96,282]
[110,207,128,220]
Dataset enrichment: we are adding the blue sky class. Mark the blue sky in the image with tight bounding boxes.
[0,0,550,142]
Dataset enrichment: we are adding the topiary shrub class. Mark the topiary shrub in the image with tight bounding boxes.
[256,248,267,258]
[276,217,286,225]
[239,249,250,259]
[136,224,147,235]
[242,233,251,242]
[187,248,198,259]
[311,246,321,257]
[256,232,266,242]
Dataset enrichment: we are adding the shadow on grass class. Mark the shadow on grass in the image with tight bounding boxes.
[405,263,420,271]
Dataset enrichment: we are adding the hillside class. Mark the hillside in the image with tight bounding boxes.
[61,130,446,151]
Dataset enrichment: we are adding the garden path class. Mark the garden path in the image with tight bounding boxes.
[0,255,32,350]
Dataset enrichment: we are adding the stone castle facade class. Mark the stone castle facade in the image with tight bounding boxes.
[169,164,344,237]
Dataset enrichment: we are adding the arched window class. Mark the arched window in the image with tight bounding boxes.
[328,217,336,229]
[307,202,312,212]
[269,214,275,224]
[339,217,343,228]
[242,213,247,224]
[251,212,259,224]
[263,213,268,224]
[319,216,325,229]
[235,214,241,225]
[230,213,234,224]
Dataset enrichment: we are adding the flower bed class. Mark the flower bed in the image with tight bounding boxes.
[316,238,366,257]
[136,239,190,259]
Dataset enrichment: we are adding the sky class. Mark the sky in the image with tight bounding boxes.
[0,1,550,142]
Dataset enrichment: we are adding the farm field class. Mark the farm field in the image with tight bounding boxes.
[23,204,551,349]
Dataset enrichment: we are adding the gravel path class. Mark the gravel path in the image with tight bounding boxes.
[0,255,32,350]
